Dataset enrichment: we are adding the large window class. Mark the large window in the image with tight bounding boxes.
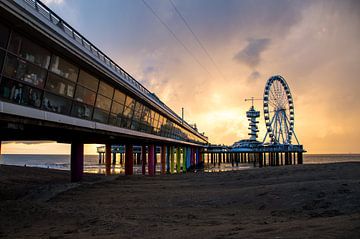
[45,73,75,98]
[113,89,126,104]
[0,78,42,108]
[109,101,124,126]
[3,54,46,88]
[74,85,96,105]
[98,81,114,98]
[77,70,98,91]
[93,108,109,123]
[71,102,93,120]
[0,50,5,71]
[50,55,78,82]
[8,33,50,69]
[95,94,111,111]
[0,23,10,49]
[42,92,72,114]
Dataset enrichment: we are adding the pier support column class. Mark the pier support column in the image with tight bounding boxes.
[71,142,84,182]
[125,144,133,175]
[120,152,123,165]
[161,145,166,174]
[259,153,263,167]
[105,144,111,175]
[182,147,187,173]
[197,148,201,167]
[298,152,303,164]
[275,153,280,166]
[166,145,170,173]
[141,145,147,175]
[176,146,181,173]
[112,152,116,165]
[170,146,175,174]
[148,144,155,176]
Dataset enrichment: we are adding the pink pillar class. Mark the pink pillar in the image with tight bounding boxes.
[71,142,84,182]
[105,144,111,175]
[148,144,155,176]
[141,145,147,175]
[125,144,133,175]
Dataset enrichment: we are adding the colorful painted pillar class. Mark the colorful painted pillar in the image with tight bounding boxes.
[186,146,191,170]
[192,147,196,167]
[160,145,166,174]
[166,145,170,173]
[176,146,181,173]
[105,144,111,175]
[182,147,187,173]
[70,142,84,182]
[201,149,205,163]
[141,145,147,175]
[196,148,200,166]
[0,141,2,155]
[125,144,133,175]
[170,146,175,174]
[148,144,155,176]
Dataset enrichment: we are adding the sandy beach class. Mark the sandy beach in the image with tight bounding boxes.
[0,162,359,239]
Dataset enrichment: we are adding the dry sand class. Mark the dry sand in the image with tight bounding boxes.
[0,162,359,239]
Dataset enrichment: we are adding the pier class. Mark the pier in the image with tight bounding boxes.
[0,0,207,181]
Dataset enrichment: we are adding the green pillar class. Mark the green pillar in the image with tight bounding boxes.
[182,147,187,173]
[170,146,175,174]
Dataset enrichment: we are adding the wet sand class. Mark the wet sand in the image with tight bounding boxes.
[0,163,359,238]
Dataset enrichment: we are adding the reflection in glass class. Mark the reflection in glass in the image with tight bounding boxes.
[0,23,10,49]
[3,54,46,88]
[98,81,114,97]
[71,102,93,120]
[93,108,109,123]
[0,50,4,71]
[111,101,124,114]
[42,92,71,114]
[45,73,75,98]
[78,70,99,91]
[125,96,135,108]
[95,94,111,111]
[109,113,122,126]
[74,85,96,105]
[50,55,78,82]
[113,89,126,104]
[0,78,42,108]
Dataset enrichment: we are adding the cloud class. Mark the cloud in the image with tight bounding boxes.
[248,71,261,81]
[234,38,271,67]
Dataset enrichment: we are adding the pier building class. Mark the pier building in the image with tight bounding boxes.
[0,0,207,181]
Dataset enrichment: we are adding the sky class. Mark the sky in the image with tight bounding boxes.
[2,0,360,154]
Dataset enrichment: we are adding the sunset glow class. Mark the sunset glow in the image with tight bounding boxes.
[3,0,360,154]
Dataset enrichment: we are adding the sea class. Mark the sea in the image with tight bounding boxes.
[0,154,359,175]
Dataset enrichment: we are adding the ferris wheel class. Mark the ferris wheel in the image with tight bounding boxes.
[263,75,300,145]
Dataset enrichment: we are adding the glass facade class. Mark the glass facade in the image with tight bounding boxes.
[0,24,207,144]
